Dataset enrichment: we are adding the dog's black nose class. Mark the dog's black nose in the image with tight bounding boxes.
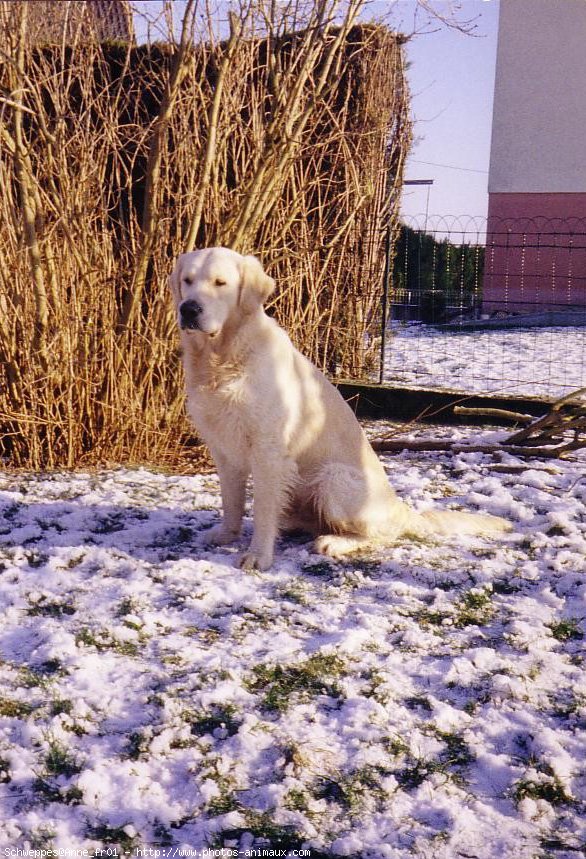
[179,300,203,330]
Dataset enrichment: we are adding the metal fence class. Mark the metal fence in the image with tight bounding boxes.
[382,216,586,399]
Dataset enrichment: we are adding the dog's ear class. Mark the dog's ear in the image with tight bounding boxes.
[238,254,275,313]
[168,256,183,306]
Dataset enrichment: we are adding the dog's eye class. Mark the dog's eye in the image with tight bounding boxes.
[215,278,226,287]
[183,276,193,285]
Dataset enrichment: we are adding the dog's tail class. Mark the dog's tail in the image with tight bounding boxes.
[403,507,512,539]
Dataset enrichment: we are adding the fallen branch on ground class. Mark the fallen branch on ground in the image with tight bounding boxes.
[372,388,586,460]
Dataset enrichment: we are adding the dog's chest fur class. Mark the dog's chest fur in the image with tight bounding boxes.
[184,349,252,459]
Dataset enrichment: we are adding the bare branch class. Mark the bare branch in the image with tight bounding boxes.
[116,0,199,335]
[9,3,49,367]
[185,9,243,252]
[374,389,586,461]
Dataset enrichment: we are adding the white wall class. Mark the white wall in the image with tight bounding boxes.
[489,0,586,194]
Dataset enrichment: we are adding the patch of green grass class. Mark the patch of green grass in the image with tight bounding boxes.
[150,525,194,548]
[415,608,450,629]
[22,660,66,688]
[341,557,383,576]
[460,589,492,610]
[64,553,86,569]
[27,599,76,618]
[184,626,221,644]
[469,548,498,560]
[36,518,65,533]
[126,730,150,760]
[32,740,83,806]
[116,597,140,617]
[123,618,144,632]
[85,825,140,851]
[539,837,586,856]
[24,551,49,568]
[382,735,410,758]
[492,579,522,595]
[396,759,435,790]
[275,579,310,605]
[512,775,572,806]
[168,735,198,751]
[27,827,57,850]
[237,607,273,629]
[188,703,241,738]
[0,503,20,522]
[246,653,347,713]
[75,628,103,649]
[18,663,62,690]
[301,560,336,578]
[0,698,32,718]
[200,756,238,817]
[364,669,391,704]
[41,659,65,676]
[75,627,140,657]
[44,740,82,778]
[435,729,476,769]
[151,825,174,848]
[49,702,88,736]
[33,778,83,805]
[393,729,475,792]
[404,695,433,713]
[550,691,585,720]
[217,811,309,853]
[462,691,491,715]
[277,741,316,774]
[424,589,494,629]
[548,619,583,643]
[161,654,185,667]
[206,793,241,816]
[0,757,11,783]
[340,765,390,808]
[394,760,450,790]
[452,588,494,628]
[434,579,459,591]
[517,539,538,558]
[93,513,126,534]
[283,788,312,814]
[313,765,390,813]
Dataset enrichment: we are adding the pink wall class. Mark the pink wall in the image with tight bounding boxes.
[483,193,586,313]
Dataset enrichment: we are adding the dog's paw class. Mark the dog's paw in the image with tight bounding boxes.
[198,523,240,546]
[239,550,273,572]
[314,534,366,558]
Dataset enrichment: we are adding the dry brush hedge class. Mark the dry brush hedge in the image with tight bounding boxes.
[0,5,410,469]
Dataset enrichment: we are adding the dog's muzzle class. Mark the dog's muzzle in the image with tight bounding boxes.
[179,299,203,330]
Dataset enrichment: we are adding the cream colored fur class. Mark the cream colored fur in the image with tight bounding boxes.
[170,247,511,571]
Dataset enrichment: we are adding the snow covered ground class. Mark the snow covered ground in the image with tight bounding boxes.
[1,427,585,856]
[384,325,586,399]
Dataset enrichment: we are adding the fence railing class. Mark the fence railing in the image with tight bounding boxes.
[381,216,586,399]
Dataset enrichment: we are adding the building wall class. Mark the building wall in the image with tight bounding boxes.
[485,193,586,312]
[489,0,586,195]
[485,0,586,311]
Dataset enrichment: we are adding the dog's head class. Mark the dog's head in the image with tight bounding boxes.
[169,248,275,339]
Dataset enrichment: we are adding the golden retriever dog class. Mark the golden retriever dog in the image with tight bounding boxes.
[170,247,510,571]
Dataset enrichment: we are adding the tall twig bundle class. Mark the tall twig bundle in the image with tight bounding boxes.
[0,1,411,469]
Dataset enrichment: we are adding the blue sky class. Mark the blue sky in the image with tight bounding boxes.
[132,0,500,223]
[396,0,500,224]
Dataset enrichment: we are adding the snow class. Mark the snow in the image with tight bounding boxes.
[0,430,585,856]
[385,324,586,398]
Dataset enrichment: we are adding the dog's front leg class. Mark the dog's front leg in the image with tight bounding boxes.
[240,452,294,571]
[201,451,248,546]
